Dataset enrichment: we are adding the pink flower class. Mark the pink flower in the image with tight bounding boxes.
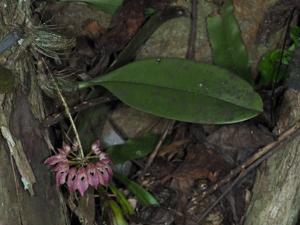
[44,154,67,166]
[55,163,69,187]
[44,140,113,196]
[86,163,100,188]
[44,144,70,166]
[74,167,89,196]
[67,168,77,192]
[91,140,102,155]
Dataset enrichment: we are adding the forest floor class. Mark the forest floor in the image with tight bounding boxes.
[14,1,300,225]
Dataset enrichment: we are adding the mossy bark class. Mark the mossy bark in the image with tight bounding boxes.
[0,1,69,225]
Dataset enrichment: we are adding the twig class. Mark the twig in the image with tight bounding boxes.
[201,119,300,200]
[198,170,245,222]
[186,0,198,60]
[198,142,279,222]
[42,96,114,127]
[140,120,175,178]
[197,119,300,221]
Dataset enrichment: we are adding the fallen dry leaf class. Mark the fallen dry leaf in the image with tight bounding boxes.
[158,139,189,157]
[207,123,274,162]
[82,20,105,39]
[163,144,230,225]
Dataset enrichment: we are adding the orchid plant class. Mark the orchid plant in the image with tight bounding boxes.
[43,65,158,225]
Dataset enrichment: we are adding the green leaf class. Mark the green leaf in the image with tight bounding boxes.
[258,49,290,86]
[109,184,135,215]
[290,26,300,47]
[114,173,159,207]
[59,0,123,14]
[107,200,129,225]
[107,134,158,164]
[0,66,14,94]
[78,58,263,124]
[207,0,251,82]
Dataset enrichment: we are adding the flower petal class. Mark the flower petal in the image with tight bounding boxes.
[105,165,113,177]
[44,154,66,166]
[74,167,89,196]
[96,163,111,186]
[96,170,105,186]
[53,162,69,172]
[91,140,101,155]
[56,170,68,187]
[67,167,77,192]
[98,152,110,162]
[58,144,71,155]
[86,163,100,189]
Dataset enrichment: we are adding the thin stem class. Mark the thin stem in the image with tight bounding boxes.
[56,83,85,158]
[140,120,175,178]
[270,8,296,125]
[42,59,85,159]
[78,81,91,90]
[43,96,113,127]
[78,80,100,90]
[186,0,198,60]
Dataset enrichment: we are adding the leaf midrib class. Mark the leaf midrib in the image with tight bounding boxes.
[99,79,261,112]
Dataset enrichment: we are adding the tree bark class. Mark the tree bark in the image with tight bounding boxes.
[0,1,69,225]
[245,93,300,223]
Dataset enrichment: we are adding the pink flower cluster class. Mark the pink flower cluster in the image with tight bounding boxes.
[45,140,113,196]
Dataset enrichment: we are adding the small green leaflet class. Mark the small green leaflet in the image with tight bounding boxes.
[114,173,159,207]
[258,49,290,86]
[78,58,263,124]
[107,134,158,164]
[207,0,251,83]
[107,200,129,225]
[0,66,14,94]
[109,184,134,215]
[59,0,123,14]
[258,26,300,86]
[290,26,300,47]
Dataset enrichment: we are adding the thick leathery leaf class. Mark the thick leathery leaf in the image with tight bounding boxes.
[109,184,134,215]
[78,58,263,124]
[0,66,14,94]
[60,0,123,14]
[207,0,251,82]
[114,173,159,206]
[107,134,158,164]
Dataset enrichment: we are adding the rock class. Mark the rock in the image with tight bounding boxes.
[101,104,168,144]
[138,0,284,72]
[41,2,112,36]
[138,0,215,63]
